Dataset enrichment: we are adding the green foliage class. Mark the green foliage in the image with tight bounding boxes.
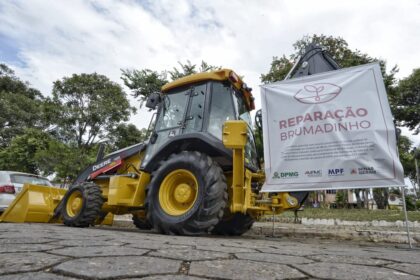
[35,141,96,181]
[122,60,220,108]
[108,123,149,151]
[260,55,293,85]
[416,199,420,210]
[51,73,135,148]
[253,128,264,161]
[0,128,51,174]
[169,60,221,81]
[260,34,398,91]
[279,208,420,222]
[373,188,389,209]
[405,195,416,211]
[335,190,348,208]
[392,68,420,135]
[397,136,416,179]
[0,64,47,148]
[121,69,168,108]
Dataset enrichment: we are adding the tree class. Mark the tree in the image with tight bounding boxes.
[335,190,348,208]
[35,141,96,183]
[108,123,149,151]
[121,69,168,108]
[373,188,389,209]
[0,64,47,148]
[261,34,398,91]
[397,136,416,179]
[169,60,221,80]
[391,68,420,135]
[122,60,220,108]
[51,73,135,149]
[0,128,51,174]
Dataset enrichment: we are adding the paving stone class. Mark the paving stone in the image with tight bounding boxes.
[0,237,57,244]
[0,243,63,253]
[374,250,420,264]
[257,246,321,256]
[53,256,181,279]
[134,276,205,280]
[220,240,287,251]
[235,252,313,264]
[48,246,149,257]
[195,245,257,253]
[386,263,420,277]
[165,236,228,247]
[0,272,77,280]
[1,224,419,280]
[307,254,392,266]
[298,262,418,279]
[49,239,124,247]
[129,241,192,250]
[149,248,230,261]
[189,259,305,279]
[0,252,68,274]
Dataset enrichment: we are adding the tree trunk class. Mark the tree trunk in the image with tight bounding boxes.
[373,188,389,209]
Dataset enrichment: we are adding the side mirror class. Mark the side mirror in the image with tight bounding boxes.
[146,92,161,110]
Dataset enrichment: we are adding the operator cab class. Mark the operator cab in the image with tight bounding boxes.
[141,69,259,172]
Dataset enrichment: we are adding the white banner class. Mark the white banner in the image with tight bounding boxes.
[260,63,404,192]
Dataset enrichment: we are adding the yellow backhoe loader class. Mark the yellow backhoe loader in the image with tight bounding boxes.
[1,45,337,235]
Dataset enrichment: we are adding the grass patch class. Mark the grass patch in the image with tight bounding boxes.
[277,208,420,222]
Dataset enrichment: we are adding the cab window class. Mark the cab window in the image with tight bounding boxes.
[207,82,235,139]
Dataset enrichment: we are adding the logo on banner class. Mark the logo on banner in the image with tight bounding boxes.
[328,168,344,176]
[294,83,342,104]
[272,171,299,179]
[358,167,377,175]
[305,170,322,177]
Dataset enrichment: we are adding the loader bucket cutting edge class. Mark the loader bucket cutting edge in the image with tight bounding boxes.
[0,184,67,223]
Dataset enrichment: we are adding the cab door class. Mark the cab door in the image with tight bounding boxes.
[182,83,207,134]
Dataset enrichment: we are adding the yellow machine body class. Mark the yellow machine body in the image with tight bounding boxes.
[0,184,65,223]
[0,69,300,226]
[0,184,114,225]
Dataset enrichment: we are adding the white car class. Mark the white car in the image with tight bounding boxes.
[0,171,53,212]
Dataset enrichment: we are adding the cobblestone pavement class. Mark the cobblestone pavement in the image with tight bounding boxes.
[0,223,419,279]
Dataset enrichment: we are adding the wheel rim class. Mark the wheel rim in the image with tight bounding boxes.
[66,190,83,217]
[159,169,198,216]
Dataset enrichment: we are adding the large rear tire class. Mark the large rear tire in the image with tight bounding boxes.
[212,213,255,236]
[62,182,104,227]
[147,151,227,235]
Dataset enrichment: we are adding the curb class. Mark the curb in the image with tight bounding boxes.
[112,218,419,244]
[250,223,419,244]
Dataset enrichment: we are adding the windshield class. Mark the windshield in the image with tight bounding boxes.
[155,89,189,131]
[10,174,52,186]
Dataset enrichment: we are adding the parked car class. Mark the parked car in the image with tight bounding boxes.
[0,171,53,213]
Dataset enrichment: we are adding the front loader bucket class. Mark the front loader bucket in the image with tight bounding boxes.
[0,184,66,223]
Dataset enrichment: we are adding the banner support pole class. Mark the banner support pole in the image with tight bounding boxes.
[400,185,413,249]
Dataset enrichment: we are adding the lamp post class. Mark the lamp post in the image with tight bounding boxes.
[414,147,419,199]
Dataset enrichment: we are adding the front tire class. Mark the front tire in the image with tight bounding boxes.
[62,182,104,227]
[147,151,227,235]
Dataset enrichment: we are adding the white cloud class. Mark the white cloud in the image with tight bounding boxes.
[0,0,419,137]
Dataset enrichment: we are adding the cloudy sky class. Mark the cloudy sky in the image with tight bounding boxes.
[1,0,419,145]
